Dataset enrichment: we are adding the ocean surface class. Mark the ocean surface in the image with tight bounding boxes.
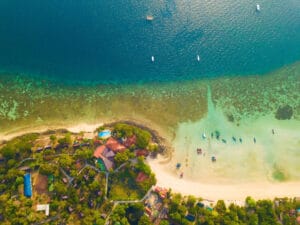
[0,0,299,84]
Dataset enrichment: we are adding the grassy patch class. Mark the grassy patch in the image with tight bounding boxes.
[109,183,141,200]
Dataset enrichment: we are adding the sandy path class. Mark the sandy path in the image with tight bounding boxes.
[0,122,103,142]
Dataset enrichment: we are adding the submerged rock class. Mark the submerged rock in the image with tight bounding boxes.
[275,105,293,120]
[226,113,234,122]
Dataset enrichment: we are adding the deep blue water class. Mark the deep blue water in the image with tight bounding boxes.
[0,0,299,84]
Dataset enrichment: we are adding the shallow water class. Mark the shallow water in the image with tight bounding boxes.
[0,62,299,185]
[172,83,300,183]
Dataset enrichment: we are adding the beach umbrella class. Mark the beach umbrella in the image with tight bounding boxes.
[176,163,181,169]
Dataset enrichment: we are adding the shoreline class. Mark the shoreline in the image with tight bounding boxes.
[148,156,300,202]
[1,119,299,202]
[0,122,103,143]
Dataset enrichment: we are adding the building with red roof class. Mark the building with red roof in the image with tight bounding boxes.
[93,145,107,159]
[123,135,136,148]
[136,172,149,183]
[106,138,126,153]
[154,186,168,199]
[135,149,149,157]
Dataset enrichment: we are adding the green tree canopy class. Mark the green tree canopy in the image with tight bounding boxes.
[138,215,151,225]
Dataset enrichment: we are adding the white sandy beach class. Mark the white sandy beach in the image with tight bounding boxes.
[0,122,103,143]
[148,156,300,202]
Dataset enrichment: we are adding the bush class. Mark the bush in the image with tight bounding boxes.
[1,146,16,159]
[113,123,152,149]
[148,143,158,152]
[39,163,58,176]
[58,133,72,145]
[135,129,151,149]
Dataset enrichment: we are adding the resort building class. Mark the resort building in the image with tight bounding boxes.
[123,135,136,148]
[136,172,149,183]
[154,186,168,199]
[93,145,115,171]
[24,173,32,197]
[106,138,126,153]
[94,145,108,158]
[93,136,129,171]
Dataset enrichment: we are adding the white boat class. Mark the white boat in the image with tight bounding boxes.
[151,56,155,62]
[146,15,154,21]
[197,55,200,61]
[256,4,260,11]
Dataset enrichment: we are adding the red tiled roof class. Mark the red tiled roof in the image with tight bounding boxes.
[124,135,136,148]
[136,172,149,183]
[154,186,168,199]
[93,145,107,158]
[106,138,126,153]
[135,149,149,157]
[145,207,152,216]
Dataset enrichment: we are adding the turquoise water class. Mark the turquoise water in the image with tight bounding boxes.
[0,0,299,83]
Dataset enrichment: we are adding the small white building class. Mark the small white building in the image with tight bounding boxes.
[37,204,50,216]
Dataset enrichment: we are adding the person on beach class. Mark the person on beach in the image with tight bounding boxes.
[272,129,275,135]
[253,137,256,143]
[180,172,184,178]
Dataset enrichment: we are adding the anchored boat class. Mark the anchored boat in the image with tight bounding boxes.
[146,15,154,21]
[256,4,260,11]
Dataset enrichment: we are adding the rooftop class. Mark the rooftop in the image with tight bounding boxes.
[106,138,126,153]
[37,204,50,216]
[136,172,149,183]
[93,145,107,158]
